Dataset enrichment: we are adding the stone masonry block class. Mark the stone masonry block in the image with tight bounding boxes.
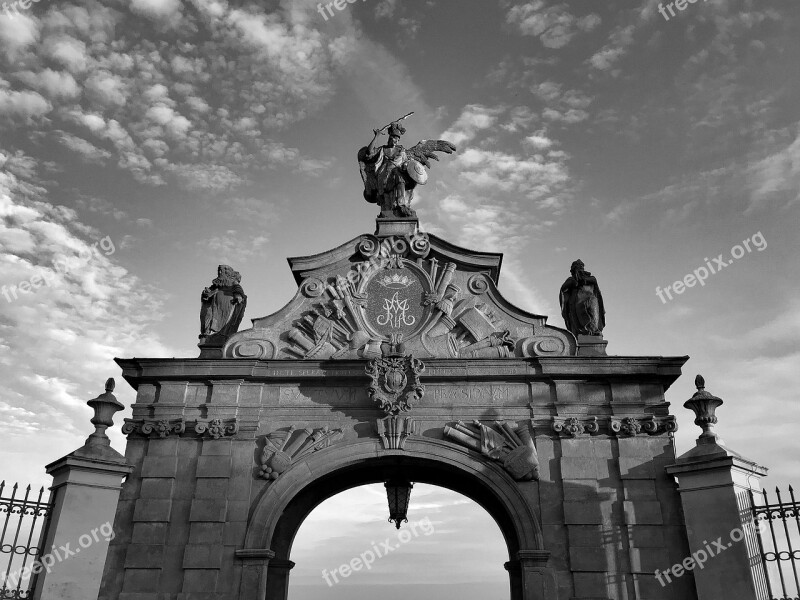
[226,500,249,522]
[160,545,185,593]
[628,547,670,574]
[125,544,165,569]
[560,438,614,459]
[610,382,640,404]
[632,573,674,599]
[623,500,663,525]
[561,457,600,479]
[140,478,175,499]
[189,499,227,522]
[619,457,656,480]
[563,481,600,502]
[178,438,201,458]
[194,478,230,499]
[223,521,247,547]
[569,546,608,572]
[155,382,188,404]
[196,455,232,478]
[181,570,219,593]
[142,456,179,478]
[201,439,232,455]
[188,523,224,545]
[146,438,178,456]
[183,545,223,569]
[572,572,611,599]
[133,499,172,522]
[564,502,606,525]
[554,381,581,403]
[238,384,262,406]
[166,499,192,546]
[131,522,169,545]
[618,436,670,458]
[568,525,604,547]
[622,480,658,501]
[627,525,665,548]
[122,569,162,593]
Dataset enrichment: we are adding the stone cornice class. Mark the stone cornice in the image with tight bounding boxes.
[115,356,688,390]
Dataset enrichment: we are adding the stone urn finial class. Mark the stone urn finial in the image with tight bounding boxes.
[85,378,125,449]
[684,374,724,444]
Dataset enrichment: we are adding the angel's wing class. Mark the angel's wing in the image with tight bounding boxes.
[407,139,457,168]
[357,146,381,203]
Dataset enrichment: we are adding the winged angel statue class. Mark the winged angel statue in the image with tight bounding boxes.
[358,112,456,217]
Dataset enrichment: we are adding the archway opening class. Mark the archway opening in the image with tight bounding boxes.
[288,483,509,600]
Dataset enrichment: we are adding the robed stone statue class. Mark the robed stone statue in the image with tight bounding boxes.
[200,265,247,342]
[559,259,605,337]
[358,114,456,218]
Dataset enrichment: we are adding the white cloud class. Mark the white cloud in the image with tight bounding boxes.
[440,105,505,147]
[506,1,600,49]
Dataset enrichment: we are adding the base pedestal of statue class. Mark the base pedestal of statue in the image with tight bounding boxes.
[198,334,226,359]
[577,334,608,356]
[375,216,419,237]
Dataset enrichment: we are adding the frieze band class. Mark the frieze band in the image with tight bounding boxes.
[122,418,239,439]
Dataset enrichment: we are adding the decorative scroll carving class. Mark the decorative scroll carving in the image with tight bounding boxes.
[122,418,186,438]
[444,420,539,481]
[467,273,489,295]
[228,339,275,359]
[366,355,425,415]
[376,415,417,450]
[300,277,326,298]
[610,416,677,436]
[259,426,344,480]
[195,418,239,439]
[552,416,599,437]
[519,327,571,357]
[356,233,430,261]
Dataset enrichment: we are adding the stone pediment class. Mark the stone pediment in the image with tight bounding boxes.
[223,220,576,360]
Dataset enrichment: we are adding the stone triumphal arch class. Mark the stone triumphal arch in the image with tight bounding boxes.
[98,216,695,600]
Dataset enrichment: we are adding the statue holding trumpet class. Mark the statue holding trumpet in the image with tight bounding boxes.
[358,112,457,218]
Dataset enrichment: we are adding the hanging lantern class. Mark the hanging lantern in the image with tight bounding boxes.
[385,479,413,529]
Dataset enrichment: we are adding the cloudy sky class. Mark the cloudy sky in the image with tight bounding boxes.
[0,0,798,596]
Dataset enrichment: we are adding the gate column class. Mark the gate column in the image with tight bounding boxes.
[266,558,295,600]
[235,549,274,599]
[32,379,132,600]
[514,550,558,599]
[666,377,768,600]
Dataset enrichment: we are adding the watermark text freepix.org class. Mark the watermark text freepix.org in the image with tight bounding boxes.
[658,0,707,22]
[317,0,369,21]
[321,517,434,586]
[4,522,115,588]
[655,519,767,587]
[655,231,766,304]
[1,0,44,19]
[2,235,116,303]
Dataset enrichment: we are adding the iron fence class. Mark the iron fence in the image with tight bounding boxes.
[0,482,52,600]
[751,486,800,600]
